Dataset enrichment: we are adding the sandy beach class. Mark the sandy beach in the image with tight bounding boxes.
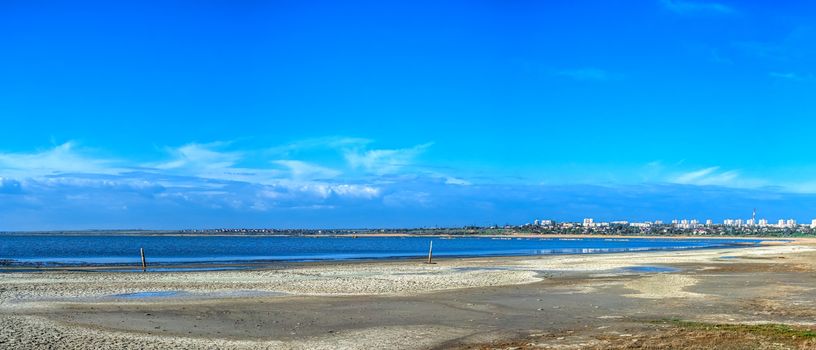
[3,240,816,349]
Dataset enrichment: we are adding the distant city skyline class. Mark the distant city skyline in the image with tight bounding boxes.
[2,1,816,230]
[556,216,813,229]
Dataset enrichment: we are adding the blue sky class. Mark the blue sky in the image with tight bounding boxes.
[1,0,816,230]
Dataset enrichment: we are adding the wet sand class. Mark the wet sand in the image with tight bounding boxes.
[2,241,816,349]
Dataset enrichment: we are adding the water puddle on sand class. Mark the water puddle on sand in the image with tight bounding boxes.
[105,290,288,301]
[112,291,183,299]
[622,266,680,273]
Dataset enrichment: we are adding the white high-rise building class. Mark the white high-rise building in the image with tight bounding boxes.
[759,219,768,227]
[735,219,744,226]
[786,219,797,227]
[582,218,594,227]
[811,219,816,229]
[778,219,786,227]
[533,219,540,226]
[705,219,713,226]
[724,219,735,226]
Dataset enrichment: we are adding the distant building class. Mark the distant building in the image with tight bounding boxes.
[533,219,540,226]
[811,219,816,229]
[654,220,663,225]
[705,219,713,226]
[778,219,786,227]
[759,219,768,227]
[786,219,797,227]
[582,218,594,227]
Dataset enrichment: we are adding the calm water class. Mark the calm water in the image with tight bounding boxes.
[0,235,760,268]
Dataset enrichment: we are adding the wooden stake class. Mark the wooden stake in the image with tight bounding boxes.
[426,241,433,264]
[140,247,147,272]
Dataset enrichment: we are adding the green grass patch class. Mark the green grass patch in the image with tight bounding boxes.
[655,318,816,340]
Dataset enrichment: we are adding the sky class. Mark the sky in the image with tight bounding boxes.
[1,0,816,230]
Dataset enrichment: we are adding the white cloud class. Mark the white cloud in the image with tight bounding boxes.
[258,182,380,201]
[344,143,432,175]
[266,137,372,156]
[0,142,121,177]
[153,142,242,170]
[673,167,736,185]
[660,0,735,14]
[0,139,397,213]
[330,184,381,199]
[669,166,769,189]
[150,143,289,185]
[273,160,341,180]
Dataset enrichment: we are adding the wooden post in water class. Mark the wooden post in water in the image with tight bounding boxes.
[426,241,433,264]
[140,248,147,272]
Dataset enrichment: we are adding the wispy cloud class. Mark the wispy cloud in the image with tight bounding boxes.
[769,72,813,81]
[266,136,372,156]
[667,166,774,190]
[153,142,242,170]
[273,160,341,180]
[554,68,617,82]
[0,139,446,225]
[672,167,739,185]
[344,143,433,175]
[0,142,122,178]
[660,0,735,15]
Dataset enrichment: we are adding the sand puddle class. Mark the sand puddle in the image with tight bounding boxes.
[622,266,680,273]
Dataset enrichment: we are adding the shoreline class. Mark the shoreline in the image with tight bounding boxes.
[0,236,779,273]
[1,231,813,239]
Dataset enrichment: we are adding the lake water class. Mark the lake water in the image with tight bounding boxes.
[0,234,760,269]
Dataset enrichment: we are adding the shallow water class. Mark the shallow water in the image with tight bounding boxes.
[623,265,681,273]
[0,234,761,270]
[112,291,183,299]
[106,290,288,300]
